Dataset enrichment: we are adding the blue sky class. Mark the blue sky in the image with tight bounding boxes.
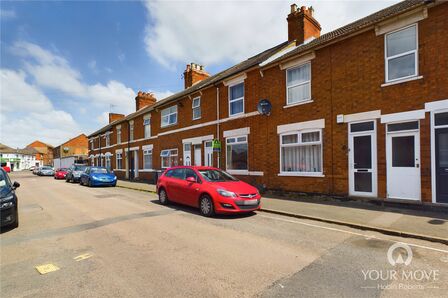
[0,0,399,148]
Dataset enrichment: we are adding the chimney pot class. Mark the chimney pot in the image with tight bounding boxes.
[287,4,321,44]
[183,62,210,89]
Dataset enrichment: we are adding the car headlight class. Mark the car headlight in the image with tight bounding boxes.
[91,176,99,180]
[113,176,117,180]
[217,189,237,198]
[0,195,14,209]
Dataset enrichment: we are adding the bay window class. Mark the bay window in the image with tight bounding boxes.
[229,82,244,116]
[385,24,418,82]
[161,106,177,127]
[105,156,111,170]
[161,149,178,168]
[280,130,322,175]
[226,136,248,170]
[286,62,311,105]
[192,97,201,120]
[143,149,152,169]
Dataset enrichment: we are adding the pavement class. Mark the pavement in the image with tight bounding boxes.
[115,179,448,245]
[2,171,448,297]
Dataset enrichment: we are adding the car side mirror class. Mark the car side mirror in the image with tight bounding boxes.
[13,181,20,189]
[186,177,196,183]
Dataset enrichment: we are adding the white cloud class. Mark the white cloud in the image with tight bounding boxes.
[87,80,136,114]
[144,0,400,68]
[0,69,81,147]
[0,9,16,20]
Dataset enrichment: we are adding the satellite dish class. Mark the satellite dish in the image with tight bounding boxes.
[257,99,272,116]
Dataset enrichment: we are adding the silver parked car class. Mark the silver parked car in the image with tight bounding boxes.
[38,166,55,176]
[65,164,87,183]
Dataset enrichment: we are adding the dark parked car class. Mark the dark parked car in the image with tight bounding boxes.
[65,164,87,183]
[0,168,19,229]
[80,167,117,187]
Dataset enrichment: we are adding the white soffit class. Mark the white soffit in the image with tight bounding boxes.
[343,110,381,123]
[277,119,325,134]
[223,127,250,138]
[223,73,247,86]
[381,109,426,123]
[375,7,427,35]
[280,52,316,70]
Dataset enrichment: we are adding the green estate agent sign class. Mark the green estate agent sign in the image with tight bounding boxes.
[212,139,221,152]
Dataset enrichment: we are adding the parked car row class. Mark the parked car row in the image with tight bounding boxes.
[33,164,117,187]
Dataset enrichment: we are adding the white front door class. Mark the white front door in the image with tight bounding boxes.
[183,143,192,166]
[386,121,420,200]
[348,121,377,197]
[194,144,202,166]
[204,141,213,167]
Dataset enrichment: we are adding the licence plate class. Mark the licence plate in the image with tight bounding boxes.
[243,199,258,205]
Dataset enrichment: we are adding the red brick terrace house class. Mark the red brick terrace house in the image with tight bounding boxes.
[88,0,448,205]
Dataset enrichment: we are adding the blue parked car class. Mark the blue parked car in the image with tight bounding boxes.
[80,167,117,187]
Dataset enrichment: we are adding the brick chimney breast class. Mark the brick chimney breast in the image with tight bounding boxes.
[183,63,210,89]
[135,91,157,111]
[287,4,321,44]
[109,113,125,124]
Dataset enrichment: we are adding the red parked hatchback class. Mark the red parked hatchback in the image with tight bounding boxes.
[157,166,261,216]
[54,168,68,179]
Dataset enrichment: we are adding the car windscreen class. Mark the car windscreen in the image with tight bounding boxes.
[74,166,87,171]
[90,168,110,174]
[60,168,68,171]
[0,170,11,190]
[198,169,238,182]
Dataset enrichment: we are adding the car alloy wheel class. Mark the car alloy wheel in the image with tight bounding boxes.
[199,195,214,217]
[159,189,168,205]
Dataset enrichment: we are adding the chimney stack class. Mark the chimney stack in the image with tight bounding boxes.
[135,91,157,111]
[183,63,210,89]
[109,113,125,123]
[287,4,321,44]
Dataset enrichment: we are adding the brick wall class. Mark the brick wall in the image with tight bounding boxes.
[89,3,448,203]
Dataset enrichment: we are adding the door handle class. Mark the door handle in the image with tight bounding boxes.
[416,164,420,168]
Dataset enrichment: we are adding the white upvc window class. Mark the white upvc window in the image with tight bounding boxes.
[286,62,311,105]
[129,120,134,141]
[192,97,201,120]
[385,24,418,82]
[229,82,244,116]
[161,106,178,127]
[105,133,110,147]
[116,153,123,169]
[143,149,153,169]
[226,135,248,170]
[105,156,111,170]
[160,149,178,168]
[280,130,322,175]
[143,114,151,138]
[117,127,122,144]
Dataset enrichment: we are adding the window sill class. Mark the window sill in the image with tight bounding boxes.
[283,100,314,109]
[139,169,156,172]
[278,172,325,177]
[113,169,125,171]
[160,123,178,129]
[229,112,245,118]
[226,170,264,176]
[381,75,423,87]
[192,117,201,121]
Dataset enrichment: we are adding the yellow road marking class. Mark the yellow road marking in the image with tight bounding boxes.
[74,253,93,261]
[35,264,60,274]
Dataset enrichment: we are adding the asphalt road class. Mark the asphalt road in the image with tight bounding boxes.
[1,171,447,298]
